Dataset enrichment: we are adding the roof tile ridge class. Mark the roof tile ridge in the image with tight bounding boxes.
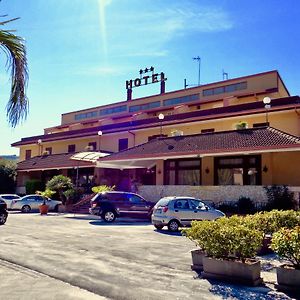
[267,126,300,143]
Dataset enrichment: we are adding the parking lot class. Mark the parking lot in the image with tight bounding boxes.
[0,213,293,300]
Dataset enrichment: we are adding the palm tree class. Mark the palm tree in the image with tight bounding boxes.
[0,16,28,127]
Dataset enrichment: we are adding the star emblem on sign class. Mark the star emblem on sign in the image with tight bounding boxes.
[144,68,148,73]
[150,66,154,72]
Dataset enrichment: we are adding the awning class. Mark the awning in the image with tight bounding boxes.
[97,159,156,170]
[70,151,110,163]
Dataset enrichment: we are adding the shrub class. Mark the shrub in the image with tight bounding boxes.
[46,175,73,204]
[25,179,44,194]
[216,202,238,214]
[184,216,263,262]
[91,185,115,194]
[271,226,300,269]
[264,185,294,210]
[237,197,256,214]
[246,210,300,235]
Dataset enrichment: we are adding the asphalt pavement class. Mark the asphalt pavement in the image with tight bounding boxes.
[0,212,295,300]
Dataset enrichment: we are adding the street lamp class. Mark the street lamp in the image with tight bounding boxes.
[263,97,271,124]
[37,139,42,155]
[158,113,165,137]
[97,130,103,152]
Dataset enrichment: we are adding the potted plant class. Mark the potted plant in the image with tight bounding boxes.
[271,226,300,292]
[235,121,248,130]
[182,221,210,271]
[36,189,55,215]
[199,216,264,286]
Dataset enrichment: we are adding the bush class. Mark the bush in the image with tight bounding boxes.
[216,202,238,214]
[184,216,264,262]
[237,197,256,214]
[264,185,294,210]
[46,175,73,204]
[246,210,300,235]
[25,179,44,194]
[271,226,300,269]
[91,185,115,194]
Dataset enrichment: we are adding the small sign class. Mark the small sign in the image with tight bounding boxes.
[126,67,167,90]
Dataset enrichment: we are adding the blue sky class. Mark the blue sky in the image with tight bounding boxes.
[0,0,300,155]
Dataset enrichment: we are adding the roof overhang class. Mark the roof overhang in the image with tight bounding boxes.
[97,146,300,170]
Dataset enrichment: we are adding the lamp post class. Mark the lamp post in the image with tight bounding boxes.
[37,139,42,155]
[158,113,165,137]
[263,97,271,124]
[97,130,103,152]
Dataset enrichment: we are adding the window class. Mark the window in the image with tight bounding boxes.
[148,134,167,141]
[253,122,269,128]
[68,144,76,153]
[25,150,31,160]
[163,94,199,107]
[201,128,215,134]
[74,111,97,121]
[127,194,144,204]
[214,155,261,186]
[189,199,205,210]
[203,81,247,97]
[174,199,190,209]
[88,142,97,151]
[99,105,127,116]
[164,158,201,185]
[45,147,52,155]
[129,101,160,113]
[118,138,128,151]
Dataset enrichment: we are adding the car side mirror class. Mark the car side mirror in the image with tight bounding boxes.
[205,205,209,211]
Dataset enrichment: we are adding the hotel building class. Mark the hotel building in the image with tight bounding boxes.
[12,70,300,203]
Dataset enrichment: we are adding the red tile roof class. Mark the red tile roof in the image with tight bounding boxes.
[100,127,300,161]
[17,152,94,171]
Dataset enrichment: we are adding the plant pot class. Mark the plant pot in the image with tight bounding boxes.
[276,264,300,293]
[191,249,205,271]
[257,234,273,256]
[39,204,49,215]
[202,256,263,286]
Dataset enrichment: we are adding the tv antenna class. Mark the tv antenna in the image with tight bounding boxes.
[222,69,228,80]
[184,56,201,89]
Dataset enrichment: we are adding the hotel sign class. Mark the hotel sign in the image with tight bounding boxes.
[126,67,167,100]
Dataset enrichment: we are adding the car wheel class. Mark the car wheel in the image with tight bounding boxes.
[102,210,116,223]
[154,224,164,230]
[0,213,7,225]
[21,205,31,213]
[168,220,180,232]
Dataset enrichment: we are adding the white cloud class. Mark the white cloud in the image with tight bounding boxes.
[105,2,233,58]
[74,66,126,76]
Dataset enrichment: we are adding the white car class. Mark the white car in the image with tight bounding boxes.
[152,196,225,232]
[0,194,21,209]
[11,194,62,213]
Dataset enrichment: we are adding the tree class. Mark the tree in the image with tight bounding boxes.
[0,15,28,127]
[0,159,16,193]
[46,175,73,205]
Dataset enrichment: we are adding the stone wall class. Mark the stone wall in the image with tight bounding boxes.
[139,185,269,205]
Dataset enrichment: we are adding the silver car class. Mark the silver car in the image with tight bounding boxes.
[151,196,225,232]
[0,194,20,209]
[11,195,62,213]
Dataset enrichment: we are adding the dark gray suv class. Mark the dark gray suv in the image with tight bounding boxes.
[90,191,154,222]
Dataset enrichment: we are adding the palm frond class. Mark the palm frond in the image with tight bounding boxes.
[0,18,28,127]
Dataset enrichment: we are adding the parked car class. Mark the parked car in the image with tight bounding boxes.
[151,196,225,232]
[89,191,155,222]
[0,199,8,225]
[0,194,21,209]
[11,195,62,213]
